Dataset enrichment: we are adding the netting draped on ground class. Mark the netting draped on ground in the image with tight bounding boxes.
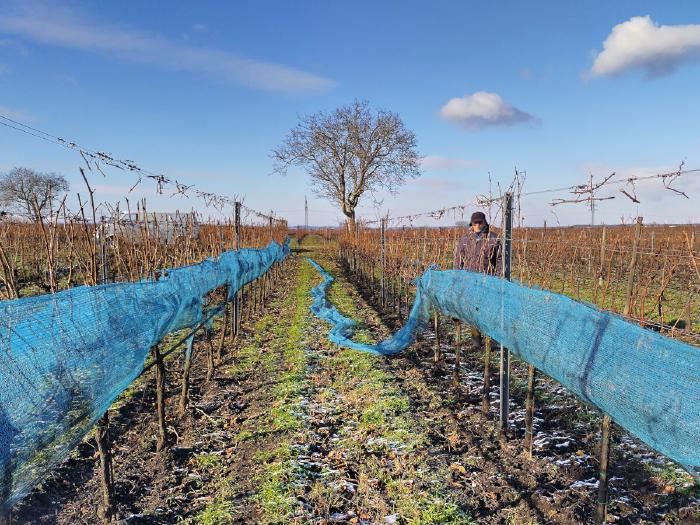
[307,258,700,477]
[0,239,290,512]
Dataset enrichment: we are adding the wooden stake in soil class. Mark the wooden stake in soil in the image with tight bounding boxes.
[233,201,241,338]
[482,336,492,415]
[596,414,612,525]
[205,329,215,382]
[153,344,168,452]
[453,320,461,388]
[623,217,643,317]
[470,326,482,347]
[433,310,442,364]
[96,413,114,522]
[524,364,536,458]
[380,217,386,307]
[217,301,230,360]
[96,238,115,521]
[179,335,195,414]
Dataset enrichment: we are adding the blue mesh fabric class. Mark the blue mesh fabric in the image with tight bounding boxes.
[0,240,290,512]
[308,259,700,477]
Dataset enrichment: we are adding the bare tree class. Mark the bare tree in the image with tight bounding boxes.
[0,167,69,222]
[272,100,421,233]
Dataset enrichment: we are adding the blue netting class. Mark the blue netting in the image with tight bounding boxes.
[308,258,700,477]
[0,239,290,512]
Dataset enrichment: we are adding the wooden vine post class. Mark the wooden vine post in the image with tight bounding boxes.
[95,413,114,522]
[434,310,442,364]
[499,192,513,436]
[524,364,536,458]
[453,320,461,388]
[179,336,194,414]
[205,328,215,382]
[233,202,242,338]
[153,344,168,452]
[596,216,642,524]
[96,226,114,521]
[482,336,492,415]
[380,217,387,307]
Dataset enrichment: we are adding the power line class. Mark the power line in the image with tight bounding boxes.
[0,113,284,222]
[361,168,700,226]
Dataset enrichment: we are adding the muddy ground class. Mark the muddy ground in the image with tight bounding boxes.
[10,247,700,525]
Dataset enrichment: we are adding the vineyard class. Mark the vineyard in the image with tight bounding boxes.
[1,191,699,525]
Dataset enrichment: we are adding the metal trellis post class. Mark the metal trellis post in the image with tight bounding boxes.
[380,217,387,306]
[234,202,242,337]
[499,192,513,435]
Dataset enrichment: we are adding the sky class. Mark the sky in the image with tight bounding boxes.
[1,0,700,226]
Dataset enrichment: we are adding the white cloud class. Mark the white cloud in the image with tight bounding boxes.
[421,155,482,171]
[439,92,535,129]
[591,15,700,78]
[0,2,334,92]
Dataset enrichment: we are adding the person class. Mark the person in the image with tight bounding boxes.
[453,211,502,346]
[453,211,502,275]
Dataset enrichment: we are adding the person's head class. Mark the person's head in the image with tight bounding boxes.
[470,211,487,233]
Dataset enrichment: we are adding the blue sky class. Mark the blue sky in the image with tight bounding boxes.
[1,1,700,226]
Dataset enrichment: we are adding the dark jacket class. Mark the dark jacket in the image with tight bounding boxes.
[453,228,502,275]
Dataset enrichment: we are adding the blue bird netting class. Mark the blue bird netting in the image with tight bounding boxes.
[0,239,290,512]
[307,258,700,478]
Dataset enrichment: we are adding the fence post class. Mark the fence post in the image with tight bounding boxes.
[380,218,387,306]
[153,344,168,452]
[499,192,513,435]
[233,202,242,338]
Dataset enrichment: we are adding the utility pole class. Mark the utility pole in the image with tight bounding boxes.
[305,196,309,230]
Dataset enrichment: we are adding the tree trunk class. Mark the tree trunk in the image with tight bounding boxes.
[345,210,357,237]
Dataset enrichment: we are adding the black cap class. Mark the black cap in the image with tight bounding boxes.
[470,211,487,226]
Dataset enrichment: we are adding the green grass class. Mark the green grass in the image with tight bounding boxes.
[645,461,700,498]
[251,258,317,524]
[311,256,473,523]
[192,501,236,525]
[188,260,310,524]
